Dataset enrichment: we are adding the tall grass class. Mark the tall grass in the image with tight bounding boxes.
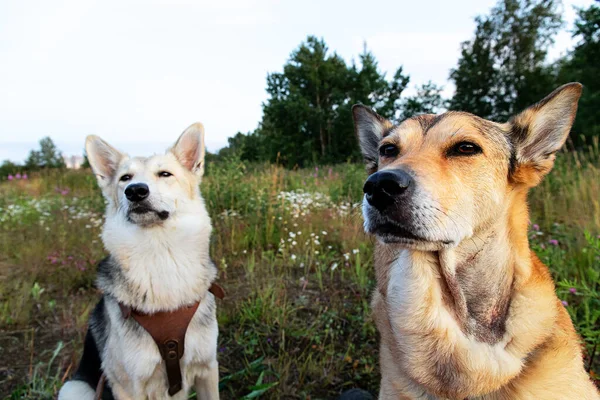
[0,144,598,398]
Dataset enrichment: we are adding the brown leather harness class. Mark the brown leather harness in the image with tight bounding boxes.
[94,283,225,399]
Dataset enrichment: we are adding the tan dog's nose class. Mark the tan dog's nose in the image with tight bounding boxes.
[363,169,412,211]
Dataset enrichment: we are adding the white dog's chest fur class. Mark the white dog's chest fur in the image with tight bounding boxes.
[97,210,219,399]
[101,211,215,312]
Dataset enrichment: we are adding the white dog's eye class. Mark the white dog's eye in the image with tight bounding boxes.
[158,171,173,178]
[119,174,132,182]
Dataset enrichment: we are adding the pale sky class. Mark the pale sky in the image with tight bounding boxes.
[0,0,594,162]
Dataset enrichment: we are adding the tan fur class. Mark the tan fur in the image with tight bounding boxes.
[354,83,599,399]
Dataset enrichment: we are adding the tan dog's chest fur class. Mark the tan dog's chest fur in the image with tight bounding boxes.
[373,244,597,399]
[353,84,599,399]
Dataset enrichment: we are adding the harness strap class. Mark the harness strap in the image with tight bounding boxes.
[94,373,106,400]
[110,283,225,396]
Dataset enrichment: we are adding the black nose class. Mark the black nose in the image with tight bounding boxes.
[125,183,150,202]
[363,170,412,211]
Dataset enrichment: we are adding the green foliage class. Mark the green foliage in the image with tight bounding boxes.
[221,37,410,166]
[8,342,65,400]
[2,148,599,397]
[398,81,446,121]
[0,160,23,180]
[558,3,600,142]
[449,0,562,121]
[80,152,90,169]
[25,137,66,171]
[0,137,67,180]
[219,357,279,399]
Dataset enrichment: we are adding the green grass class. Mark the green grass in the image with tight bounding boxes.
[1,142,599,398]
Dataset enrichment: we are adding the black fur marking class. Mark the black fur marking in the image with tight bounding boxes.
[381,126,396,138]
[423,114,447,135]
[505,132,519,176]
[407,114,438,134]
[507,119,531,178]
[464,289,513,344]
[96,257,126,296]
[455,241,514,345]
[510,120,530,145]
[415,115,432,131]
[72,298,115,399]
[508,149,518,176]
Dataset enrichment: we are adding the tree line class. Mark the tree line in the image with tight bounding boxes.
[0,137,66,179]
[2,0,598,176]
[218,0,600,167]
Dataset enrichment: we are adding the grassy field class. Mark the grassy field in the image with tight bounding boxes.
[1,139,599,399]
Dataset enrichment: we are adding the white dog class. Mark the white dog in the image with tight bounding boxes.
[58,123,221,400]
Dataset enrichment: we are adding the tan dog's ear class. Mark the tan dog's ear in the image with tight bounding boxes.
[85,135,124,187]
[509,83,582,186]
[171,123,206,177]
[352,105,393,172]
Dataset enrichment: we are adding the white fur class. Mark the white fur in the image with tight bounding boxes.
[362,183,475,249]
[61,125,220,400]
[58,380,96,399]
[101,196,214,312]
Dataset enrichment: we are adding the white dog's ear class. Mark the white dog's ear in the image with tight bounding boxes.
[85,135,124,186]
[509,83,582,186]
[352,105,392,172]
[171,123,206,177]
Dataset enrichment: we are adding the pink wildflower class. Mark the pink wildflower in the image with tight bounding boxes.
[548,239,559,246]
[7,175,13,181]
[561,300,568,307]
[569,288,577,294]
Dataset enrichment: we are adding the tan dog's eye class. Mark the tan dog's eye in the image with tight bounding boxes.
[119,174,132,182]
[448,142,482,157]
[158,171,173,178]
[379,144,399,158]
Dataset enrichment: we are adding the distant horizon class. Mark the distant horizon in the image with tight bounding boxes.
[0,0,594,163]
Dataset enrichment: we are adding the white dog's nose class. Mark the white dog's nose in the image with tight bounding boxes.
[125,183,150,202]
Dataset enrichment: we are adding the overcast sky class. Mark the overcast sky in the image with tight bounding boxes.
[0,0,594,162]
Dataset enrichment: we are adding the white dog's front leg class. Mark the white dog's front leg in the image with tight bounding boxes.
[195,364,219,400]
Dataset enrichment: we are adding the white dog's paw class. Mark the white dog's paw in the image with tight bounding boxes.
[58,380,96,400]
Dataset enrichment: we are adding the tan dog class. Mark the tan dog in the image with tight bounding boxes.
[353,83,599,399]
